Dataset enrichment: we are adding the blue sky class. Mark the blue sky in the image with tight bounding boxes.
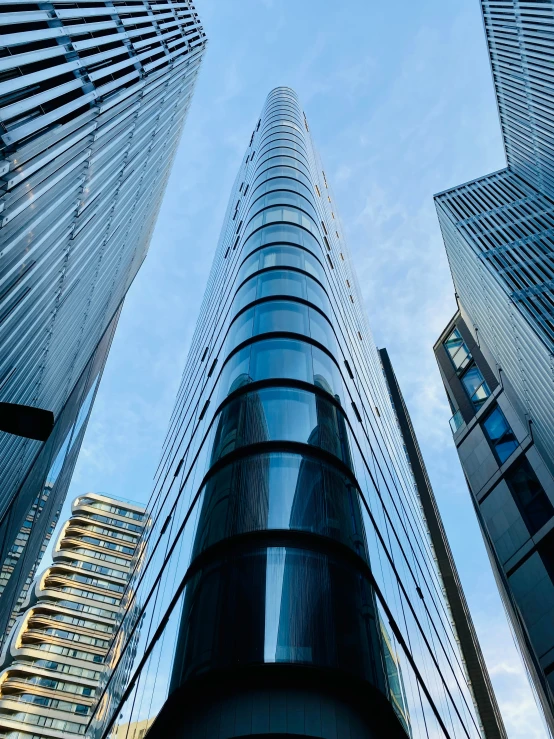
[59,1,546,735]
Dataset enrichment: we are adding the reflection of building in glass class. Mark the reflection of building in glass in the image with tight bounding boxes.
[433,1,554,730]
[0,493,146,738]
[380,619,411,737]
[0,0,206,642]
[113,717,153,739]
[89,88,504,739]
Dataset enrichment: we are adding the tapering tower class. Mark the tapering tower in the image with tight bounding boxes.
[88,88,500,739]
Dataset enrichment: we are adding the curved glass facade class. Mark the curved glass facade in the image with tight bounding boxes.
[87,88,491,739]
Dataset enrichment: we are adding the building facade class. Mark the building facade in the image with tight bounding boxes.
[0,492,147,739]
[433,1,554,731]
[85,87,502,739]
[0,0,206,637]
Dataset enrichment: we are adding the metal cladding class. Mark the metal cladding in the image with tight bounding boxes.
[87,88,487,739]
[433,1,554,731]
[0,0,206,631]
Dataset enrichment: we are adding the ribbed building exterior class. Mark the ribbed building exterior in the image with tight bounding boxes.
[0,0,206,641]
[433,0,554,732]
[85,87,501,739]
[0,492,147,739]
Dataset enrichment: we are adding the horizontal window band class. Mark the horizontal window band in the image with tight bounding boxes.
[198,440,358,499]
[237,239,325,273]
[233,263,329,301]
[240,217,323,253]
[182,528,371,590]
[248,188,318,217]
[216,330,344,383]
[211,376,348,429]
[227,294,336,341]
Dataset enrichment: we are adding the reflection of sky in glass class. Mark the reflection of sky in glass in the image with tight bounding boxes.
[264,547,286,662]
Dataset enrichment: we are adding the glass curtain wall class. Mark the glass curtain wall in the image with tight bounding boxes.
[88,88,485,739]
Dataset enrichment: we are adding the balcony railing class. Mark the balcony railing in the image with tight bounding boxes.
[449,410,464,434]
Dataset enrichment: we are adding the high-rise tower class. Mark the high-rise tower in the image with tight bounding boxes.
[0,492,147,739]
[86,88,503,739]
[0,0,206,639]
[434,0,554,731]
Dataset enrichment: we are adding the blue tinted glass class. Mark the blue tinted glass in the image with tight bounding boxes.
[312,347,344,402]
[257,270,306,300]
[218,347,252,401]
[483,408,509,442]
[226,308,255,351]
[259,245,303,270]
[483,407,519,463]
[254,300,309,336]
[306,278,330,312]
[250,338,312,382]
[309,308,339,354]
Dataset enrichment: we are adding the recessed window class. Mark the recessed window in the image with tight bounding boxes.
[505,457,554,536]
[315,185,321,197]
[482,406,518,463]
[443,328,471,374]
[349,295,354,303]
[331,212,335,219]
[326,254,334,269]
[461,365,490,410]
[340,253,344,260]
[243,184,249,195]
[346,280,350,288]
[323,236,330,251]
[321,220,328,235]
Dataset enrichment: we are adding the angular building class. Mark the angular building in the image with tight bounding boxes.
[0,492,147,739]
[86,87,503,739]
[0,0,206,640]
[433,0,554,731]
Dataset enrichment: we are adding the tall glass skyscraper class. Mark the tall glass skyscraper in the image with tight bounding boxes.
[433,0,554,731]
[86,87,503,739]
[0,0,206,641]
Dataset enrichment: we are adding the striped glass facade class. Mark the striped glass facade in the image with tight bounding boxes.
[87,88,492,739]
[434,0,554,731]
[0,0,206,637]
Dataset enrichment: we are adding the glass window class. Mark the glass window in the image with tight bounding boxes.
[209,388,351,466]
[460,364,490,409]
[258,269,306,300]
[253,300,309,337]
[250,338,312,382]
[172,546,385,687]
[505,457,554,536]
[225,308,255,353]
[238,245,326,286]
[217,346,252,401]
[242,222,320,257]
[482,407,519,463]
[312,346,345,403]
[309,308,339,354]
[443,327,471,374]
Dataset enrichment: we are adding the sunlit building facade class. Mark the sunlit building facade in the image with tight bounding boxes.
[0,492,146,739]
[87,87,504,739]
[0,0,206,640]
[434,0,554,731]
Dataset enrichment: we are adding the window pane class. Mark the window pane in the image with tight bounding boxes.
[505,457,554,536]
[482,407,518,463]
[254,300,309,337]
[226,308,255,351]
[250,338,312,382]
[461,365,490,407]
[312,347,345,403]
[309,308,339,354]
[258,270,306,300]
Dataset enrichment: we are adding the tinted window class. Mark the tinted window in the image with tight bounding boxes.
[505,457,554,535]
[482,407,518,463]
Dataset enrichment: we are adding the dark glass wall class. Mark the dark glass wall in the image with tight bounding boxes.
[88,89,486,739]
